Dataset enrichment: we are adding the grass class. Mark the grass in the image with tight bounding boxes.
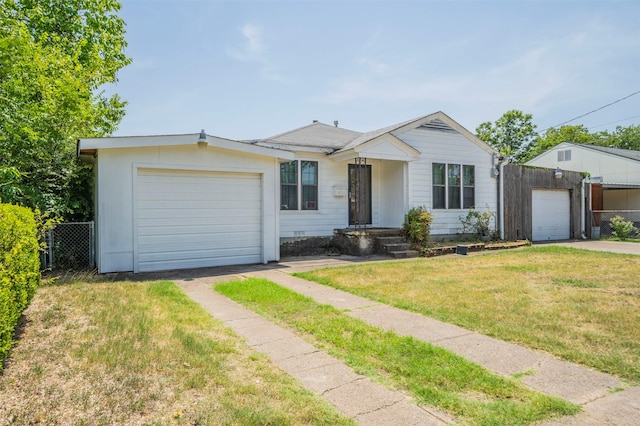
[216,278,579,426]
[0,277,354,425]
[294,245,640,384]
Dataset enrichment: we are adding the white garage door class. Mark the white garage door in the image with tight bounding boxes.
[135,168,262,272]
[532,189,570,241]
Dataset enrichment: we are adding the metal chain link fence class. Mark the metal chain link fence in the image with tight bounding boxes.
[592,211,640,239]
[42,222,95,270]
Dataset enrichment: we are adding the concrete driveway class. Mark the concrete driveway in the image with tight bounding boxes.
[544,240,640,255]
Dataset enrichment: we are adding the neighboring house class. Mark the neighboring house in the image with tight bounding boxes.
[526,142,640,210]
[78,111,499,274]
[526,142,640,238]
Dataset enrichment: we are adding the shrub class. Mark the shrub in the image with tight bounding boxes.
[610,215,638,241]
[460,208,495,238]
[0,203,41,367]
[402,206,433,246]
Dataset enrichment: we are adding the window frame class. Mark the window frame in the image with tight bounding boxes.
[280,160,318,211]
[432,162,475,210]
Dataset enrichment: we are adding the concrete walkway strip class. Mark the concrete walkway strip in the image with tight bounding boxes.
[177,278,452,426]
[243,269,640,426]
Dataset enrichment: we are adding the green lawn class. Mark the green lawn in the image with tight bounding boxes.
[294,246,640,384]
[217,278,579,426]
[0,278,354,425]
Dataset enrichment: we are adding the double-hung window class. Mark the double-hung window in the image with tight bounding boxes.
[432,163,475,209]
[280,160,318,210]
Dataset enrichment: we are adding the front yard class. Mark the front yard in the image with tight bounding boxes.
[0,246,636,424]
[295,245,640,384]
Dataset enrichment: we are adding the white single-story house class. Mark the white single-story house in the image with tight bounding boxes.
[526,142,640,210]
[78,111,499,273]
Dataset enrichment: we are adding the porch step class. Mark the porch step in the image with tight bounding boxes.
[375,236,406,245]
[389,250,420,259]
[383,243,412,251]
[374,234,419,259]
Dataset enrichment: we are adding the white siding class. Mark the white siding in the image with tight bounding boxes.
[398,128,497,235]
[280,153,353,238]
[95,143,280,273]
[528,144,640,185]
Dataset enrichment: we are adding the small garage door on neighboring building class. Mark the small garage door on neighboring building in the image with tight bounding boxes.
[531,189,570,241]
[135,168,262,272]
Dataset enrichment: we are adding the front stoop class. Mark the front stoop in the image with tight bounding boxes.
[375,235,419,259]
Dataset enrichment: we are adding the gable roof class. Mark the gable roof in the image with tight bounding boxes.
[569,143,640,162]
[250,111,496,159]
[333,111,495,156]
[251,121,363,153]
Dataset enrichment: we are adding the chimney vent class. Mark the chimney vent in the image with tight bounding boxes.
[334,120,339,127]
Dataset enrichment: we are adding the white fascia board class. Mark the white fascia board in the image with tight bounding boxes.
[329,134,420,162]
[78,134,199,151]
[209,136,295,160]
[78,133,294,160]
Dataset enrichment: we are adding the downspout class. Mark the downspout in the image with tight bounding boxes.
[580,177,587,239]
[499,156,510,240]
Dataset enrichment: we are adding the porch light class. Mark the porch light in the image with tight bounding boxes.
[554,167,563,179]
[197,129,208,148]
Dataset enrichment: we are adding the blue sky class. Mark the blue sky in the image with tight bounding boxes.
[109,0,640,140]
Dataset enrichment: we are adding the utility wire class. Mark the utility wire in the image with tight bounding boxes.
[588,114,640,131]
[540,89,640,133]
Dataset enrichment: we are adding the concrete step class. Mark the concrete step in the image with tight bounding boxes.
[389,250,419,259]
[375,236,406,244]
[383,243,412,251]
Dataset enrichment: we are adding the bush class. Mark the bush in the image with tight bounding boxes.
[402,206,433,246]
[0,203,41,367]
[610,215,638,241]
[460,208,496,238]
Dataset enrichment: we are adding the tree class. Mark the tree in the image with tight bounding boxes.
[604,125,640,151]
[476,110,537,163]
[522,125,595,162]
[0,0,130,219]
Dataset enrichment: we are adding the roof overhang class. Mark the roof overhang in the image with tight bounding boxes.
[329,133,420,162]
[602,183,640,190]
[77,133,294,160]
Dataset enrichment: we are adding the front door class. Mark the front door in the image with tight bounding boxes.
[348,163,372,225]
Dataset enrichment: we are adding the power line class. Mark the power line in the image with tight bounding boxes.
[587,114,640,131]
[540,89,640,133]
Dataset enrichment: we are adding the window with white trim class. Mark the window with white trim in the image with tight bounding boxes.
[432,163,475,209]
[557,149,572,162]
[280,160,318,210]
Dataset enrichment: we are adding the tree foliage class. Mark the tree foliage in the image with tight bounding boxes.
[0,0,130,219]
[476,110,537,163]
[478,109,640,163]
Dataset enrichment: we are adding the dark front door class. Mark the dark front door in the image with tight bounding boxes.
[349,163,372,226]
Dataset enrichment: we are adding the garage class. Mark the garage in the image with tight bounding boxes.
[531,189,570,241]
[135,168,263,272]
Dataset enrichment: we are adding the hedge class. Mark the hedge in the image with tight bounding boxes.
[0,203,41,367]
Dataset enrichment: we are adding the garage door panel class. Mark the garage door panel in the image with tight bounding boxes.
[138,223,261,236]
[137,206,261,220]
[136,168,262,272]
[532,189,570,241]
[138,235,262,252]
[138,246,261,262]
[139,254,261,273]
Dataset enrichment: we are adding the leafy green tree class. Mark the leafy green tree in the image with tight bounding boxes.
[523,125,596,162]
[604,125,640,151]
[476,110,537,163]
[0,0,130,219]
